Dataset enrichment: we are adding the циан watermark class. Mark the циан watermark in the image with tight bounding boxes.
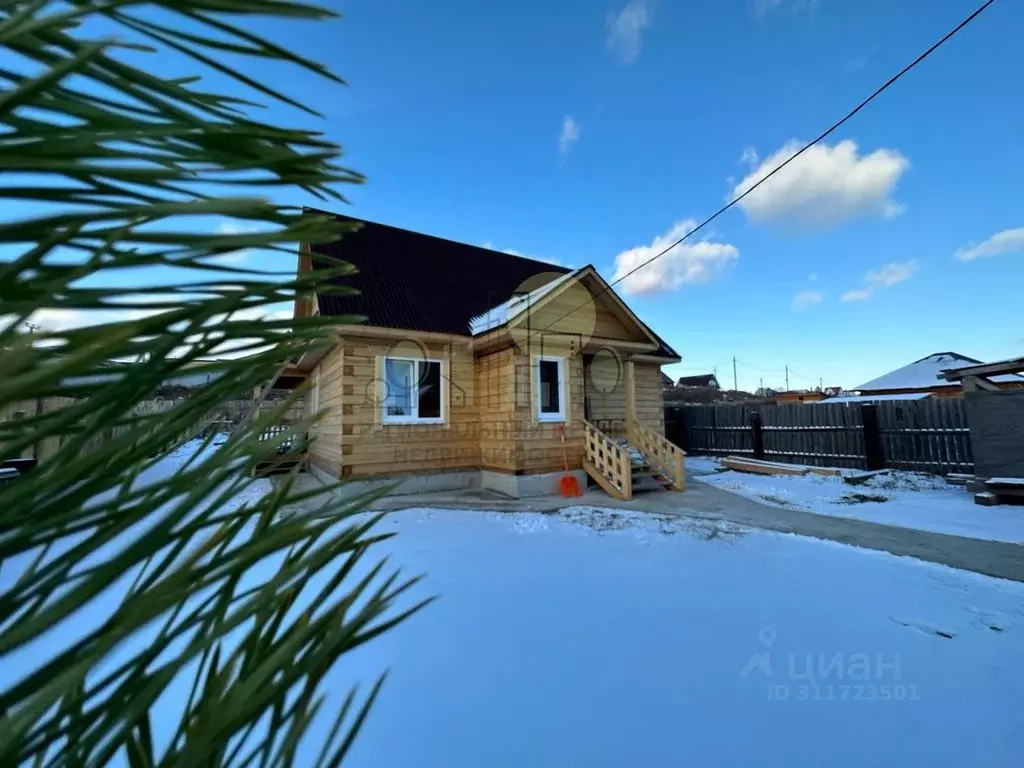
[741,627,921,703]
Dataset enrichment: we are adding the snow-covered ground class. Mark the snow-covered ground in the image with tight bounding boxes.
[313,507,1024,768]
[11,441,1024,765]
[690,458,1024,544]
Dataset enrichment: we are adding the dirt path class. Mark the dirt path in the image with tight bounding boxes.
[649,478,1024,583]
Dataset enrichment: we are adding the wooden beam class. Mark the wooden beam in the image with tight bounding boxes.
[334,324,472,345]
[962,374,1000,392]
[582,337,658,352]
[941,357,1024,381]
[722,456,809,476]
[629,353,682,364]
[625,359,636,446]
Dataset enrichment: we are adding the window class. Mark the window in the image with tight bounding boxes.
[309,370,320,416]
[383,357,443,424]
[536,356,565,422]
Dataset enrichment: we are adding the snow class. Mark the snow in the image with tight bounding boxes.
[695,461,1024,544]
[12,440,1024,765]
[0,436,273,756]
[987,477,1024,487]
[824,392,932,403]
[468,268,580,335]
[683,454,725,474]
[303,506,1024,767]
[854,352,1024,392]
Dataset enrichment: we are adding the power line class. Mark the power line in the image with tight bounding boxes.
[521,0,996,347]
[786,368,816,384]
[736,360,786,374]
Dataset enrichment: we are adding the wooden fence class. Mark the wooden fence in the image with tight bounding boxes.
[666,398,974,475]
[1,397,306,463]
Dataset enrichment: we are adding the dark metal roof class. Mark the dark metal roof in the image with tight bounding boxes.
[306,213,678,359]
[677,374,718,388]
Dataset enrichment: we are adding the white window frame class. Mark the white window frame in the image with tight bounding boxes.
[535,355,566,423]
[382,356,445,425]
[310,368,321,416]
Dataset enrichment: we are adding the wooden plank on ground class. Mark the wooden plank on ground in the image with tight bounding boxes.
[722,456,809,476]
[945,473,974,486]
[985,477,1024,497]
[806,466,843,477]
[844,469,890,486]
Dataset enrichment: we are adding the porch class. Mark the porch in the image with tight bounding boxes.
[579,357,686,501]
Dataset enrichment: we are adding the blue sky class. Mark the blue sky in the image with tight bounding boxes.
[276,0,1023,390]
[12,0,1024,389]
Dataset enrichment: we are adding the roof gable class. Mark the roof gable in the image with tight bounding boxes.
[470,266,658,347]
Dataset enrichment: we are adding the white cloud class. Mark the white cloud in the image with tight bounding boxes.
[739,146,759,167]
[866,260,916,287]
[731,139,910,227]
[840,287,874,302]
[840,260,917,302]
[611,220,739,295]
[606,0,653,64]
[212,220,264,263]
[792,289,823,310]
[955,228,1024,262]
[558,115,581,157]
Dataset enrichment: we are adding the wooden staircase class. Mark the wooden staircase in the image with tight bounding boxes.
[627,447,675,494]
[582,419,685,501]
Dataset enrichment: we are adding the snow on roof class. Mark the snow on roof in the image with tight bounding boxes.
[822,392,932,404]
[855,352,1024,392]
[468,268,583,336]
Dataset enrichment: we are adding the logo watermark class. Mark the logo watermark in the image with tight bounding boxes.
[741,627,921,703]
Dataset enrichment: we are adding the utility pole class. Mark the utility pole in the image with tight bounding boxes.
[785,366,790,391]
[733,357,738,392]
[819,376,823,392]
[759,377,763,394]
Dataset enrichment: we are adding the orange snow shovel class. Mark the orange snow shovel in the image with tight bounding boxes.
[557,425,582,497]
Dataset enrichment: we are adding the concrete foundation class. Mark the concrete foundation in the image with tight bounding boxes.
[309,464,588,501]
[481,469,587,499]
[322,469,481,502]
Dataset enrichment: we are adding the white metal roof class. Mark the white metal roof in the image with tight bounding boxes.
[855,352,1024,392]
[823,392,932,404]
[468,268,583,336]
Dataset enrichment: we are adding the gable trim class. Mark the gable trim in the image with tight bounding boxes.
[490,265,662,349]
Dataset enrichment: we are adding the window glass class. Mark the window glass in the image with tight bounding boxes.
[385,358,414,417]
[539,359,560,415]
[419,361,441,418]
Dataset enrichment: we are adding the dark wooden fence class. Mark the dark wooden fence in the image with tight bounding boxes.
[665,399,973,475]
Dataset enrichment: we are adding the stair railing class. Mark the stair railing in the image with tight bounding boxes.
[582,419,633,500]
[632,420,685,492]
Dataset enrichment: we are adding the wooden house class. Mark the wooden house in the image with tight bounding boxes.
[283,215,685,500]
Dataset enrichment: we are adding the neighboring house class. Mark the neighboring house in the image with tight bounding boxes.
[285,214,684,499]
[853,352,1024,398]
[776,390,827,404]
[660,372,673,390]
[677,374,719,389]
